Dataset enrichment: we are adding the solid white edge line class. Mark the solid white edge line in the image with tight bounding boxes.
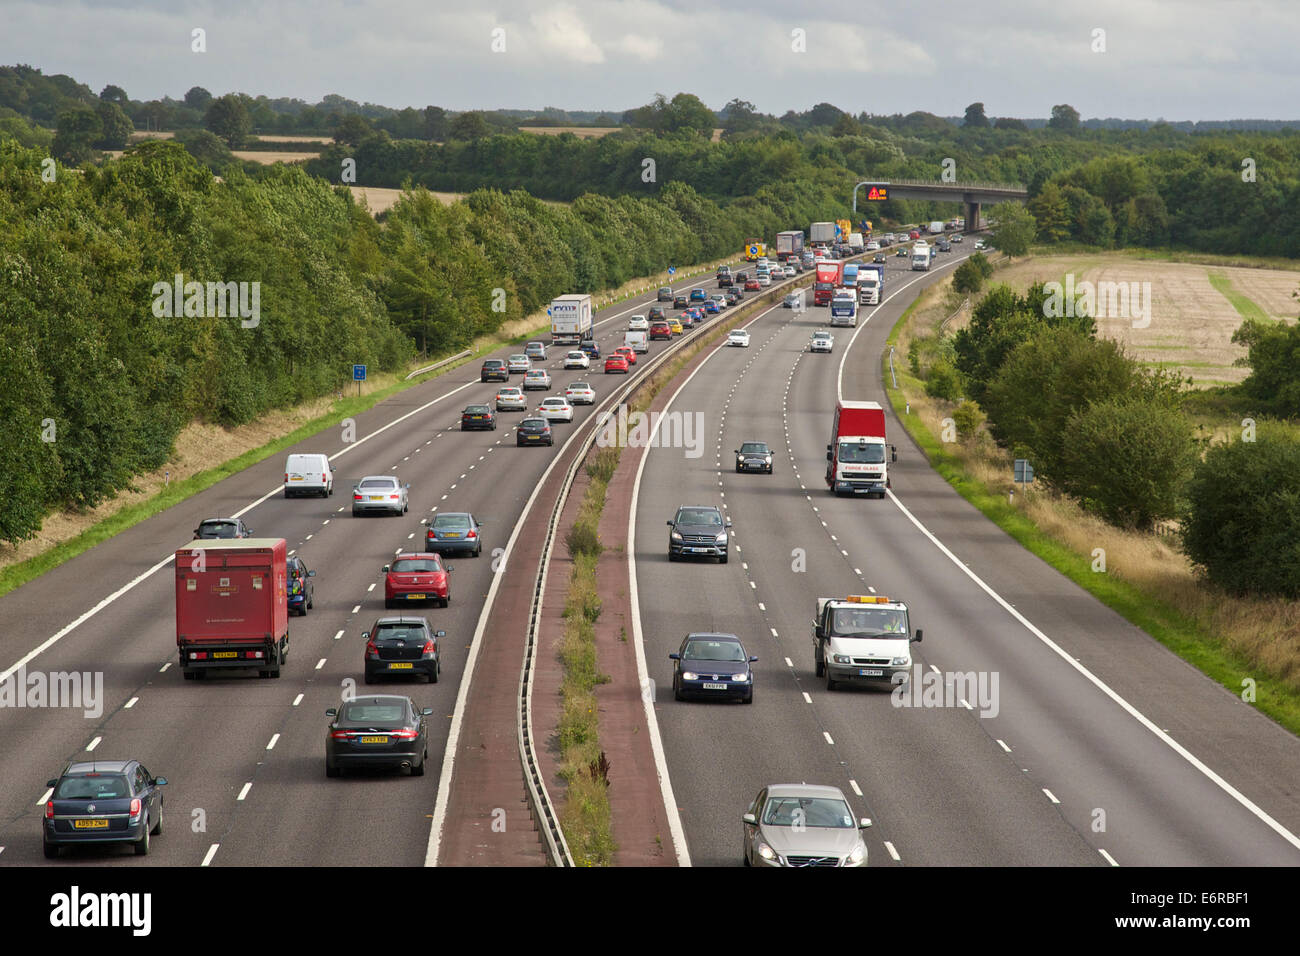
[886,487,1300,852]
[1099,848,1120,866]
[623,297,785,867]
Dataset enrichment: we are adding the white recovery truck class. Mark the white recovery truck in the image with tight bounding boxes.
[812,594,922,691]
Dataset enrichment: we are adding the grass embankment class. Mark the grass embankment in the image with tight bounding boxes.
[885,258,1300,736]
[554,279,801,862]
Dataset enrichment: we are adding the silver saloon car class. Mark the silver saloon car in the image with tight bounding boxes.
[742,784,872,867]
[352,475,410,516]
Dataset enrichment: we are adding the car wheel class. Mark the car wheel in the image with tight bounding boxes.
[815,654,824,678]
[151,804,163,835]
[826,670,837,691]
[431,662,439,684]
[412,749,427,776]
[183,669,196,681]
[364,671,375,685]
[284,489,292,499]
[743,690,753,705]
[384,598,393,609]
[352,509,361,516]
[308,594,313,610]
[743,849,751,867]
[668,551,678,562]
[720,552,728,564]
[326,759,340,778]
[475,545,482,557]
[134,824,150,856]
[735,466,742,473]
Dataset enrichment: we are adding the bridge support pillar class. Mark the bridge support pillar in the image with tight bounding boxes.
[965,200,981,232]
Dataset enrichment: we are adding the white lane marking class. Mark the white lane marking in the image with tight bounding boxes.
[885,841,901,862]
[305,534,313,541]
[293,694,304,706]
[823,732,834,745]
[885,488,1300,852]
[802,692,812,704]
[36,788,52,805]
[322,519,330,526]
[1044,789,1060,804]
[266,734,279,750]
[770,628,778,637]
[1099,848,1120,866]
[758,603,766,611]
[124,697,138,709]
[159,662,171,673]
[368,583,376,591]
[201,844,220,867]
[849,779,863,796]
[351,605,361,614]
[315,659,326,670]
[929,664,941,675]
[332,630,343,641]
[237,783,252,801]
[784,657,793,668]
[997,739,1011,752]
[85,736,101,752]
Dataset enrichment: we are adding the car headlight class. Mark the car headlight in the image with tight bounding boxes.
[671,531,682,541]
[715,532,728,544]
[891,656,909,666]
[848,844,867,865]
[833,654,852,664]
[732,672,749,682]
[764,455,772,463]
[757,842,776,861]
[682,671,698,681]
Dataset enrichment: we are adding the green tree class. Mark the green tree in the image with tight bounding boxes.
[333,113,374,146]
[52,105,101,163]
[1060,396,1197,528]
[93,100,133,149]
[1231,317,1300,415]
[423,105,448,141]
[994,117,1027,131]
[1182,425,1300,597]
[951,259,984,294]
[0,331,62,543]
[963,102,989,127]
[184,86,213,112]
[1028,181,1070,243]
[988,200,1036,257]
[205,94,251,148]
[662,93,715,135]
[99,84,129,107]
[448,111,491,141]
[1048,104,1080,131]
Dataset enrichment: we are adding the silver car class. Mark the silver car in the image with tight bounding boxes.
[523,369,552,390]
[524,341,547,361]
[352,475,409,516]
[742,784,871,867]
[508,354,531,374]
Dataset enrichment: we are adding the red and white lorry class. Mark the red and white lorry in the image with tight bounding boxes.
[813,261,842,307]
[825,400,896,497]
[175,538,289,679]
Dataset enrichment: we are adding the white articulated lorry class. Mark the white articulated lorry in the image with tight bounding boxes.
[549,294,593,346]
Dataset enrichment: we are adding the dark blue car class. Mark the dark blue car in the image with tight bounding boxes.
[689,288,707,302]
[578,339,601,359]
[44,759,167,858]
[670,633,756,703]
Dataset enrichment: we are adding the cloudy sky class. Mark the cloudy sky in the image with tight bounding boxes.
[2,0,1295,120]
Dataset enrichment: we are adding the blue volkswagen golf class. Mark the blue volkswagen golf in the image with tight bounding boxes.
[670,633,756,703]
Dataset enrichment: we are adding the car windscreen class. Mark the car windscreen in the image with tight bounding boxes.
[200,522,238,537]
[838,442,885,464]
[433,514,471,529]
[57,775,130,799]
[739,444,768,455]
[465,405,490,414]
[684,640,745,661]
[359,479,396,490]
[762,797,854,829]
[339,702,407,725]
[521,419,546,429]
[676,509,722,528]
[372,624,428,642]
[830,607,907,636]
[392,558,441,573]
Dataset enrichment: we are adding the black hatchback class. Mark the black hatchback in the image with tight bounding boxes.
[43,760,167,858]
[325,695,432,777]
[481,359,509,383]
[363,616,444,684]
[461,404,496,431]
[517,417,553,446]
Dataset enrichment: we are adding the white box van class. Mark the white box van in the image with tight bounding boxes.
[284,453,333,498]
[624,330,649,353]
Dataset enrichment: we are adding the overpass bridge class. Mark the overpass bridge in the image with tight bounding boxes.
[853,178,1028,231]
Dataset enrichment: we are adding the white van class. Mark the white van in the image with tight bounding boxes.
[284,453,333,498]
[624,330,649,353]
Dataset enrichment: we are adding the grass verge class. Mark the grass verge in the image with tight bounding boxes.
[883,277,1300,736]
[1207,272,1272,323]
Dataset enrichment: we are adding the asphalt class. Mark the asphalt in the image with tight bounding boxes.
[630,242,1300,867]
[0,259,775,866]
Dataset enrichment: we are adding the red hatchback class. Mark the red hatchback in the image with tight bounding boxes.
[649,321,672,340]
[605,355,630,374]
[614,346,638,365]
[383,553,450,609]
[744,279,761,291]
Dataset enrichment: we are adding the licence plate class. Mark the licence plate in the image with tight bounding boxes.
[443,532,461,538]
[388,663,414,670]
[370,496,384,501]
[472,415,485,419]
[290,476,303,480]
[687,548,707,553]
[859,669,883,677]
[213,651,239,659]
[74,819,109,829]
[702,683,727,691]
[360,736,389,744]
[407,594,425,600]
[854,488,870,494]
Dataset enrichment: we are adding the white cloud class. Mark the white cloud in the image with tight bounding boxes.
[529,4,606,64]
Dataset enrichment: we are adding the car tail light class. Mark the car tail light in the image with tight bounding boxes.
[45,800,54,819]
[284,473,289,482]
[390,494,399,500]
[331,730,352,741]
[322,473,327,482]
[366,640,379,660]
[390,728,419,740]
[129,798,142,819]
[423,639,436,655]
[467,530,477,539]
[354,493,362,500]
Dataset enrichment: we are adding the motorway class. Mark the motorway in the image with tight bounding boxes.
[630,247,1300,867]
[0,258,770,866]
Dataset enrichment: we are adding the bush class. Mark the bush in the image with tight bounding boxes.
[1182,424,1300,597]
[924,359,964,401]
[952,400,982,440]
[951,259,984,294]
[586,447,620,484]
[565,521,601,558]
[1060,396,1197,529]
